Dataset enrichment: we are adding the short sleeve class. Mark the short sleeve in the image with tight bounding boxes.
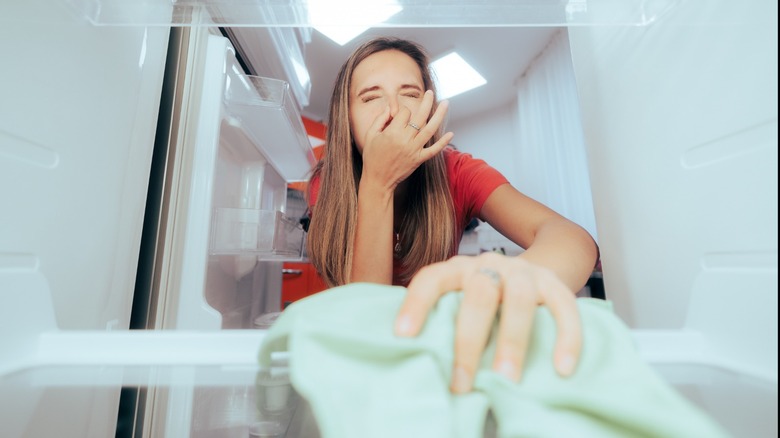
[444,148,509,229]
[307,175,321,210]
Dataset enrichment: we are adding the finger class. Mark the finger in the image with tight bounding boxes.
[394,257,469,337]
[408,89,436,128]
[537,272,582,377]
[419,131,454,162]
[387,105,413,132]
[491,273,537,382]
[368,105,391,136]
[451,268,502,393]
[427,99,449,127]
[415,99,449,141]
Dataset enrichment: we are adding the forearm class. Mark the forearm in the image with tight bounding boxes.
[517,218,599,293]
[351,179,395,284]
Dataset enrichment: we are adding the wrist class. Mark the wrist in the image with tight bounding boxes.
[358,176,395,204]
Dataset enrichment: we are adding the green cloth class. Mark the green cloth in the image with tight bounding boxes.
[258,283,729,438]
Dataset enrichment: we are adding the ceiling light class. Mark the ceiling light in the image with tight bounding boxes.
[430,52,487,100]
[309,0,403,46]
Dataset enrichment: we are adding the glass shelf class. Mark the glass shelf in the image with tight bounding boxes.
[0,364,310,438]
[64,0,680,27]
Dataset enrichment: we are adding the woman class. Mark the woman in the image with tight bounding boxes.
[306,37,599,394]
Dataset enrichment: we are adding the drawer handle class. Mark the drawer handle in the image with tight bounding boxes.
[282,269,304,276]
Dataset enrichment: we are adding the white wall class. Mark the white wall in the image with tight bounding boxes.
[448,101,520,188]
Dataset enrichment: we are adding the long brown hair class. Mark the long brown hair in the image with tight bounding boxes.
[306,37,455,287]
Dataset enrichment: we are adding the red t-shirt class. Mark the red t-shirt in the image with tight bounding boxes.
[308,147,509,285]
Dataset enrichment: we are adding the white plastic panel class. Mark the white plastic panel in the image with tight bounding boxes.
[174,33,232,331]
[0,1,169,331]
[0,263,57,376]
[0,4,168,433]
[61,0,679,27]
[175,34,305,330]
[568,0,777,377]
[651,363,777,438]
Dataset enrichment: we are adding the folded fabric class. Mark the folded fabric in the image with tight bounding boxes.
[258,283,729,438]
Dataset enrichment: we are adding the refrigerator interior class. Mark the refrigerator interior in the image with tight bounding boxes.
[1,0,777,437]
[169,30,314,332]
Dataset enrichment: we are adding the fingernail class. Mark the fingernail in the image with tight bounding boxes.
[495,359,517,381]
[557,354,576,377]
[451,366,471,393]
[394,315,413,336]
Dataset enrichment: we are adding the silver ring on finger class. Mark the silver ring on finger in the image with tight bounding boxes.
[407,121,421,131]
[477,267,502,289]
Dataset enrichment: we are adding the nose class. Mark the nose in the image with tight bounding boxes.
[387,95,400,118]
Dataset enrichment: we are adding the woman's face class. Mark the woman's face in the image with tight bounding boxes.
[349,49,426,153]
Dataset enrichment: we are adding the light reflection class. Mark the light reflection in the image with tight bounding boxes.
[137,28,148,68]
[308,0,402,45]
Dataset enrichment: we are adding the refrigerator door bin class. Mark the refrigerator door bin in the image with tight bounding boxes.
[211,208,304,259]
[223,71,314,183]
[224,26,312,114]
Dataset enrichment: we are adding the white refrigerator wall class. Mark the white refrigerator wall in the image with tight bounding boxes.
[569,0,777,374]
[0,3,169,438]
[0,2,168,331]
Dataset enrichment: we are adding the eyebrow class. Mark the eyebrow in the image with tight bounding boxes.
[356,83,423,98]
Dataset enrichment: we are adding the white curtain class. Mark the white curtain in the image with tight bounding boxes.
[514,29,598,241]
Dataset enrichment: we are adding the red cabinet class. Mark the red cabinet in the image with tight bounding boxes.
[281,262,328,309]
[281,117,328,309]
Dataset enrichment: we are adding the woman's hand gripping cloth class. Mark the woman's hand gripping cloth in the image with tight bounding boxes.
[257,283,729,438]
